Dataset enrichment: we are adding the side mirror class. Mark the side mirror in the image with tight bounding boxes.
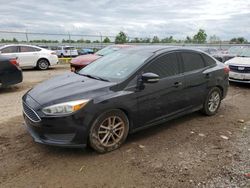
[141,72,160,83]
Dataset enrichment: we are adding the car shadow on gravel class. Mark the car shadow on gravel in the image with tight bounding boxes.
[22,65,69,72]
[230,82,250,89]
[126,112,200,143]
[37,112,201,156]
[0,85,23,94]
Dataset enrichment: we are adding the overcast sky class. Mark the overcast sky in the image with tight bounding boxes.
[0,0,250,40]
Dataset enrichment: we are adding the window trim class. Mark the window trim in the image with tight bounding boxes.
[179,51,207,73]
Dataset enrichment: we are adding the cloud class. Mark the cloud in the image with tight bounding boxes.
[0,0,249,40]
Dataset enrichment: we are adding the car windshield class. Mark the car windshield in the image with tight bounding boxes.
[239,48,250,57]
[78,50,153,82]
[64,47,75,50]
[227,46,245,55]
[95,46,120,56]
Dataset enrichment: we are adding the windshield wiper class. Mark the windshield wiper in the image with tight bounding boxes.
[79,73,110,82]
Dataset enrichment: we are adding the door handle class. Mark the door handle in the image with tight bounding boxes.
[173,82,182,87]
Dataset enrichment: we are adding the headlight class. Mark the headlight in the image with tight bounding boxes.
[42,99,90,115]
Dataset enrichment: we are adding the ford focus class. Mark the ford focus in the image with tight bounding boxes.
[22,46,229,153]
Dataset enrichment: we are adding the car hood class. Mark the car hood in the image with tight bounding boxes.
[225,57,250,66]
[70,54,101,65]
[27,73,116,106]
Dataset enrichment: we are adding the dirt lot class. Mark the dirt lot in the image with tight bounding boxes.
[0,64,250,188]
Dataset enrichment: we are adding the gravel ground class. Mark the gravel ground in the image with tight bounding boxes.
[0,64,249,188]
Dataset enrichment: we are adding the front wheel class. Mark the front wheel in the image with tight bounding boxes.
[89,109,129,153]
[202,87,222,116]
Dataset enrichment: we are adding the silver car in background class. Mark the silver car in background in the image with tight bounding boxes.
[225,48,250,83]
[56,46,78,57]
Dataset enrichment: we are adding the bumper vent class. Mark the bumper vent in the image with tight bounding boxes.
[23,102,41,122]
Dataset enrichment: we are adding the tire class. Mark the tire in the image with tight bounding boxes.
[37,59,49,70]
[202,87,222,116]
[89,109,129,153]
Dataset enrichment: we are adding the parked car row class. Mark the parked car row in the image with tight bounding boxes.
[194,46,250,84]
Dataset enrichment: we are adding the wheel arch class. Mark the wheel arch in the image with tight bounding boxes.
[37,57,50,66]
[215,85,224,97]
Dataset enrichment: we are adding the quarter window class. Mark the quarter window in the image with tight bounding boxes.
[144,53,179,78]
[1,46,18,53]
[181,52,205,72]
[202,54,216,66]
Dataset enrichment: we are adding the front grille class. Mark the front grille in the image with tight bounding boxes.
[229,65,250,73]
[23,102,41,122]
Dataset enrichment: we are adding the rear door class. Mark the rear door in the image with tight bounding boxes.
[18,46,40,67]
[136,52,186,127]
[178,51,209,108]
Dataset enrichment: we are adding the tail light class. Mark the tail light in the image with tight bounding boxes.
[10,59,19,67]
[51,52,56,55]
[224,66,230,74]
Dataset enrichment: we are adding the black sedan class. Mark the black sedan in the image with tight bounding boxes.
[0,56,23,87]
[22,46,229,153]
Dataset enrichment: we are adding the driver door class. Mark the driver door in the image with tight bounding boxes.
[135,52,186,128]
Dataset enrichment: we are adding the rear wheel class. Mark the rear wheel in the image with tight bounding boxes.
[37,59,49,70]
[202,87,222,116]
[89,109,129,153]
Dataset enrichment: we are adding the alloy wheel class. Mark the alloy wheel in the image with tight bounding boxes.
[97,116,125,147]
[208,91,220,113]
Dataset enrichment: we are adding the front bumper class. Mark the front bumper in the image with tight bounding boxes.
[229,71,250,84]
[229,78,250,83]
[23,108,89,148]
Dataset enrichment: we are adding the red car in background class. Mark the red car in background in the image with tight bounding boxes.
[70,45,133,72]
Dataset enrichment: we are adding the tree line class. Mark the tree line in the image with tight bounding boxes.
[0,29,248,44]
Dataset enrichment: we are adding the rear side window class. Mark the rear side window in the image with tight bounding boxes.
[1,46,18,53]
[202,54,216,66]
[144,53,179,78]
[20,46,40,52]
[181,52,205,72]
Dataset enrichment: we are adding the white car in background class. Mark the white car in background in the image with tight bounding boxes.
[0,44,58,70]
[56,46,78,57]
[225,48,250,83]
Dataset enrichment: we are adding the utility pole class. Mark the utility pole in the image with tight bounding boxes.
[25,31,29,43]
[100,32,103,49]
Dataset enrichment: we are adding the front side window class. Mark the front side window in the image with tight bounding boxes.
[144,53,179,78]
[20,46,40,52]
[181,52,205,72]
[1,46,18,53]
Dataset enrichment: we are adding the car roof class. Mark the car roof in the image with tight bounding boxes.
[110,44,133,48]
[0,44,43,49]
[120,45,204,54]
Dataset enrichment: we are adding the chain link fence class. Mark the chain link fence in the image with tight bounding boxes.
[0,30,249,50]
